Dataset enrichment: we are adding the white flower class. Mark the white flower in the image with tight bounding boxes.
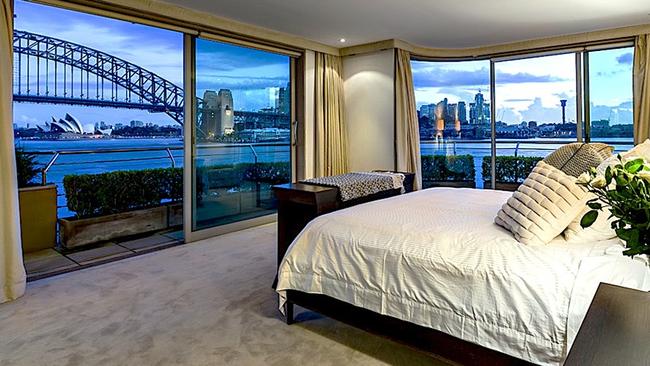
[590,176,607,188]
[577,172,591,184]
[637,170,650,182]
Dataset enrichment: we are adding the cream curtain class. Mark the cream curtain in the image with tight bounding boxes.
[1,0,26,304]
[634,34,650,144]
[395,49,422,190]
[314,52,348,177]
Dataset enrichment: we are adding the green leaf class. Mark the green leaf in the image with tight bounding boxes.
[624,158,644,173]
[587,201,602,210]
[580,210,599,228]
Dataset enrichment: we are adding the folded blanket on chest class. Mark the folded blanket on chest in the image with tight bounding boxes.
[301,171,405,201]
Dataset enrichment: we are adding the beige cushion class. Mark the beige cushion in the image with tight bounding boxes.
[597,139,650,176]
[563,201,616,243]
[544,142,613,177]
[495,161,588,246]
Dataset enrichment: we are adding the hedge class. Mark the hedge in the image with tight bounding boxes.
[481,156,543,184]
[64,162,291,218]
[422,154,475,183]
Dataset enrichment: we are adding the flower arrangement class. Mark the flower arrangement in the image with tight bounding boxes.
[577,155,650,256]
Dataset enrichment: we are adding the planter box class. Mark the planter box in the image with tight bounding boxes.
[423,180,476,189]
[60,205,168,249]
[167,202,183,228]
[484,181,521,191]
[19,184,57,253]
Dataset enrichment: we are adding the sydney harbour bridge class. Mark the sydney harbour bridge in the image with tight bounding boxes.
[12,30,289,132]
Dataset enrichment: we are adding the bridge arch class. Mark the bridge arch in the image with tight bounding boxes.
[13,30,184,125]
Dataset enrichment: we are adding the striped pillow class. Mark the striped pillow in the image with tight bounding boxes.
[495,161,588,246]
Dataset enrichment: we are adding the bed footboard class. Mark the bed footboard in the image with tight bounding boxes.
[284,290,532,366]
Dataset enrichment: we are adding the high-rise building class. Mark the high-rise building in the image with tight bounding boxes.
[277,83,291,115]
[201,89,234,137]
[469,91,490,125]
[457,101,467,124]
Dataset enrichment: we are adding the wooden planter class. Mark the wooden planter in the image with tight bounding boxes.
[483,181,521,191]
[19,184,57,253]
[424,180,476,189]
[59,202,182,249]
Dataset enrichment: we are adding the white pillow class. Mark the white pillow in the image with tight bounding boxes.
[563,201,616,243]
[597,139,650,176]
[495,161,589,246]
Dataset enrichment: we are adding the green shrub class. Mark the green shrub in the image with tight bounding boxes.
[421,154,475,183]
[243,162,291,184]
[64,168,183,218]
[64,162,291,218]
[482,156,543,184]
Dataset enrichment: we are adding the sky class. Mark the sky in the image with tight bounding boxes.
[12,0,289,129]
[412,48,633,126]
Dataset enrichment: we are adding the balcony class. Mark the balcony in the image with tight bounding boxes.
[19,143,290,280]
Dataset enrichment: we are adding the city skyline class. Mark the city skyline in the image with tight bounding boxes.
[412,49,633,126]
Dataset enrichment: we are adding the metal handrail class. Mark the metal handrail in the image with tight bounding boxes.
[30,143,291,184]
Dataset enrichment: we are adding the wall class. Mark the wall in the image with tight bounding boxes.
[342,49,395,171]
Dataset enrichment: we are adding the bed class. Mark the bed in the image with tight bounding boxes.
[276,188,650,365]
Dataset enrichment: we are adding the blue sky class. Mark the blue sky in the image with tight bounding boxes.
[412,48,633,125]
[12,0,289,129]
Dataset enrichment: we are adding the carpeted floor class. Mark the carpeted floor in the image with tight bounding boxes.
[0,223,451,366]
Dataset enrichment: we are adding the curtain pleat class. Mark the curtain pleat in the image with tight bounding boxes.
[1,0,26,304]
[314,52,348,176]
[634,34,650,144]
[395,49,422,190]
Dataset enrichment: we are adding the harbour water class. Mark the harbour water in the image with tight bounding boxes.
[17,137,633,216]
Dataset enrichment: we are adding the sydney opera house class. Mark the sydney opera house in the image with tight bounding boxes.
[36,113,112,136]
[38,113,85,134]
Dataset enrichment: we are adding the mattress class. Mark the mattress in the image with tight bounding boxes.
[276,188,650,365]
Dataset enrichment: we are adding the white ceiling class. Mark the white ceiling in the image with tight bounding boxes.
[162,0,650,49]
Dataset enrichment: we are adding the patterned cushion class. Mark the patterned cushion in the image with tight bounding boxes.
[543,143,613,177]
[301,172,404,201]
[495,161,588,246]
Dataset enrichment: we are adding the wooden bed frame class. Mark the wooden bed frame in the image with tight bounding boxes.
[282,290,534,366]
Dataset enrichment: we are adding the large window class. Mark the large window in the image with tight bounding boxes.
[412,60,491,188]
[412,44,635,190]
[192,38,292,231]
[587,47,634,151]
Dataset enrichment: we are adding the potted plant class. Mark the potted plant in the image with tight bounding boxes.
[578,155,650,256]
[59,168,183,249]
[15,147,57,253]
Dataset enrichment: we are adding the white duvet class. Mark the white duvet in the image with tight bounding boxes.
[276,188,650,365]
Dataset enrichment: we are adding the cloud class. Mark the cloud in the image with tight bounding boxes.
[504,98,533,102]
[196,75,289,92]
[196,40,289,72]
[616,52,633,65]
[412,66,565,88]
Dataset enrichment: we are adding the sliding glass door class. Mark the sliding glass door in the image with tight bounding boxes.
[190,37,293,233]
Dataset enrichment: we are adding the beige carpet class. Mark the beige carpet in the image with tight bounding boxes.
[0,224,451,366]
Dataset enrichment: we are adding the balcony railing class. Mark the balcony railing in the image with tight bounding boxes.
[26,142,291,218]
[421,138,633,189]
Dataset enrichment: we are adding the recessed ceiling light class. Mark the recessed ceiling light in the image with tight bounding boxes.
[339,38,346,43]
